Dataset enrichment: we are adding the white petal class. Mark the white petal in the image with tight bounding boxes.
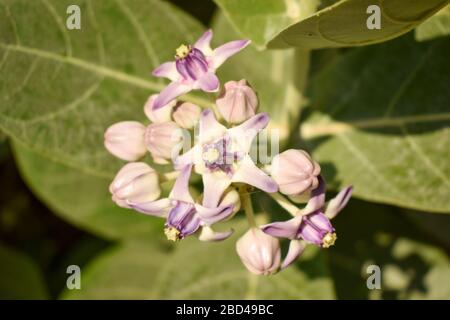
[232,156,278,193]
[202,171,232,208]
[199,109,227,144]
[199,226,234,242]
[228,113,269,152]
[169,165,194,203]
[152,61,179,82]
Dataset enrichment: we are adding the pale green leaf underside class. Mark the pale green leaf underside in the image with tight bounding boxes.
[214,0,322,49]
[269,0,450,48]
[63,221,335,299]
[415,5,450,42]
[217,0,449,49]
[12,140,163,240]
[302,36,450,213]
[0,243,48,299]
[0,0,205,178]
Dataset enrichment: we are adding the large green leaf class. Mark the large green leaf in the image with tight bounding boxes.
[213,0,322,49]
[0,243,49,299]
[216,0,449,49]
[329,199,450,299]
[415,5,450,42]
[212,13,310,140]
[0,0,207,178]
[301,35,450,213]
[12,139,163,240]
[62,220,335,299]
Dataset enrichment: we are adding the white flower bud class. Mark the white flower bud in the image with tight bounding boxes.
[109,162,161,208]
[104,121,147,161]
[271,149,321,196]
[172,102,201,129]
[236,228,281,275]
[144,121,183,164]
[216,79,258,124]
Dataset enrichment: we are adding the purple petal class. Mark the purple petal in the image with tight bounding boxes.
[302,176,326,215]
[261,216,302,240]
[152,61,179,82]
[212,40,251,69]
[202,171,232,208]
[194,29,213,53]
[232,156,278,193]
[307,212,334,233]
[281,240,306,270]
[325,186,353,219]
[199,226,234,242]
[199,109,227,143]
[169,165,194,203]
[297,221,323,246]
[228,113,269,152]
[195,204,234,225]
[129,198,172,217]
[197,72,219,92]
[153,81,192,110]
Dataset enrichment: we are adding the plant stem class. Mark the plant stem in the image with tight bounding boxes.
[269,192,299,217]
[240,186,256,227]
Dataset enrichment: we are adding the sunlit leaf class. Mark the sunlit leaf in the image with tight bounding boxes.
[215,0,449,49]
[415,5,450,42]
[301,35,450,213]
[0,0,206,178]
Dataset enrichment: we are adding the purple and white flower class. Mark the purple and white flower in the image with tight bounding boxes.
[174,109,278,208]
[262,180,352,269]
[130,165,235,241]
[152,29,250,109]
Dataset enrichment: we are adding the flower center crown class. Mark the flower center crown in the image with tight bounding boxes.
[322,232,337,248]
[164,226,181,241]
[175,44,191,59]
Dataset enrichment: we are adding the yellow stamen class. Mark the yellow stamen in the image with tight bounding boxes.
[164,226,181,242]
[322,232,337,248]
[175,44,191,59]
[203,148,220,163]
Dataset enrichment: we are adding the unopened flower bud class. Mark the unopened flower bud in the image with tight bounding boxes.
[216,79,258,124]
[145,121,183,164]
[271,149,321,196]
[173,102,201,129]
[109,162,161,208]
[104,121,147,161]
[236,228,281,275]
[144,94,175,123]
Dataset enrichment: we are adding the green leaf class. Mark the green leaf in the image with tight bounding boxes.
[216,0,449,49]
[0,243,49,299]
[301,35,450,213]
[329,199,450,299]
[0,0,206,178]
[212,12,310,140]
[213,0,322,49]
[415,5,450,42]
[12,139,163,240]
[63,220,335,299]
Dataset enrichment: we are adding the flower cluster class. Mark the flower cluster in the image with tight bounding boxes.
[104,30,352,275]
